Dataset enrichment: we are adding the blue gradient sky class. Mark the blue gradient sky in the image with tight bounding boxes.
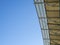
[0,0,43,45]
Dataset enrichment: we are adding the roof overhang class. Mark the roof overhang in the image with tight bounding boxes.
[34,0,60,45]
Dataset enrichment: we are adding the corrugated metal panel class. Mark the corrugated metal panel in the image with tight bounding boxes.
[34,0,44,2]
[41,30,49,39]
[34,0,60,45]
[44,40,50,45]
[34,0,50,45]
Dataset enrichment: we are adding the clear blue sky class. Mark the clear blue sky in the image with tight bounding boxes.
[0,0,43,45]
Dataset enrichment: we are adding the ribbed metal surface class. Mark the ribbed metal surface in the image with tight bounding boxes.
[34,0,60,45]
[34,0,50,45]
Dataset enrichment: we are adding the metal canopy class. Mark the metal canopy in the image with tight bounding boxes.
[34,0,60,45]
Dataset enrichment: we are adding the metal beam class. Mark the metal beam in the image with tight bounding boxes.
[34,1,59,4]
[41,29,60,30]
[39,17,60,19]
[46,10,59,12]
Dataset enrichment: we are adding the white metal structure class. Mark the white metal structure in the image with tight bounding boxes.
[34,0,50,45]
[34,0,60,45]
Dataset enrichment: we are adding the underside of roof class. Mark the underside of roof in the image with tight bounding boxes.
[34,0,60,45]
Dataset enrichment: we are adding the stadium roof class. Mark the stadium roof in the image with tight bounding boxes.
[34,0,60,45]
